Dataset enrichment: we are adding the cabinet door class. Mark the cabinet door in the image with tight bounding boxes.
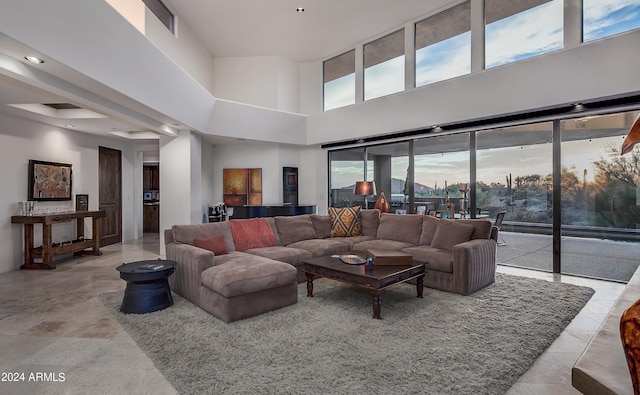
[151,166,160,190]
[143,167,152,190]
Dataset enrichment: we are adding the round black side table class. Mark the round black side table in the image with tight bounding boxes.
[116,259,176,314]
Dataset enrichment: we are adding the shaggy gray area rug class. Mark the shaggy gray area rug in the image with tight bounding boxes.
[100,273,594,395]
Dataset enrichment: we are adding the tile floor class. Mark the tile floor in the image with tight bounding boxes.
[0,235,626,394]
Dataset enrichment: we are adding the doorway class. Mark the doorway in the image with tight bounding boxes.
[99,146,122,246]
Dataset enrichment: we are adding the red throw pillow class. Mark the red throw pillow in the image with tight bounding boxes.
[194,236,229,255]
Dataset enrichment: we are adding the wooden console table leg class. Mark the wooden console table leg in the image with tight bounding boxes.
[76,217,85,240]
[91,216,102,255]
[417,275,424,298]
[22,224,34,267]
[41,224,55,269]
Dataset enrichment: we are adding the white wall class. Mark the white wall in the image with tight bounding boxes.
[208,142,326,213]
[144,6,215,93]
[305,30,640,145]
[212,56,300,113]
[299,62,323,116]
[201,139,216,218]
[105,0,214,93]
[298,146,328,214]
[159,132,196,235]
[0,114,136,274]
[189,132,202,224]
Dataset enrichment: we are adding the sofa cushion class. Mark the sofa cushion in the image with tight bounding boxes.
[419,215,441,246]
[310,215,332,239]
[353,239,416,252]
[194,236,229,255]
[337,235,376,247]
[244,246,312,266]
[457,219,493,239]
[376,213,423,246]
[229,218,277,252]
[287,238,350,257]
[275,215,317,246]
[172,222,235,252]
[403,246,453,273]
[360,209,380,237]
[329,206,362,237]
[201,252,296,298]
[430,220,475,251]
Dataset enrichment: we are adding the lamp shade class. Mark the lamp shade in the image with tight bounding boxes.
[354,181,376,196]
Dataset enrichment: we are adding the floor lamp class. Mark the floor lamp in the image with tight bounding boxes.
[354,181,376,209]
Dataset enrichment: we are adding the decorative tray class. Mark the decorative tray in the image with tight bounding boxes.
[339,254,366,265]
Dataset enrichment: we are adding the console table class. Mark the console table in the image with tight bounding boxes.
[11,210,105,270]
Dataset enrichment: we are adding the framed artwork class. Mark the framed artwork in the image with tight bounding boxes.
[28,159,72,201]
[223,168,262,207]
[416,205,427,215]
[283,166,298,205]
[396,209,407,215]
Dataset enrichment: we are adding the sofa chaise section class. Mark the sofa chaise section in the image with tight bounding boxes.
[165,223,298,322]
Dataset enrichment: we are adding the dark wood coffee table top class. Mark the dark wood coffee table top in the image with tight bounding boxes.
[303,253,426,319]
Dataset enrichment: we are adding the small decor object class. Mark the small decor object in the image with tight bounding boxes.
[28,159,72,201]
[396,209,407,215]
[416,205,426,215]
[354,181,376,209]
[18,201,35,216]
[375,191,390,213]
[621,113,640,155]
[459,183,470,218]
[338,254,366,265]
[223,168,262,207]
[76,194,89,211]
[620,297,640,394]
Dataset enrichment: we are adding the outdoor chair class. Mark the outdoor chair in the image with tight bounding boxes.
[494,211,506,246]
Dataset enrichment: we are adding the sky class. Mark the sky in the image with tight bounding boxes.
[324,0,640,110]
[329,0,640,188]
[331,134,629,189]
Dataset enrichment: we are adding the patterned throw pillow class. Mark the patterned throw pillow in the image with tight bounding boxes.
[329,206,362,237]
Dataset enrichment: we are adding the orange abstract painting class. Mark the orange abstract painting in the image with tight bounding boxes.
[223,168,262,207]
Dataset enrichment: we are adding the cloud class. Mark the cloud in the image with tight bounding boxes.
[485,0,563,68]
[583,0,640,41]
[364,56,405,100]
[416,32,471,86]
[324,74,355,111]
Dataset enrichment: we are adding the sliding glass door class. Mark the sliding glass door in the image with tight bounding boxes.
[476,122,554,271]
[560,111,640,281]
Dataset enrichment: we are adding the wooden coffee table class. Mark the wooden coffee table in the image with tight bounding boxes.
[303,253,425,319]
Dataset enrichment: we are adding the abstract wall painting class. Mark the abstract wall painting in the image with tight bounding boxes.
[223,168,262,207]
[28,160,72,201]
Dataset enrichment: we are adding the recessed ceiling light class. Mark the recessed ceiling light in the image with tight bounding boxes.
[296,7,304,13]
[24,56,44,64]
[64,124,75,128]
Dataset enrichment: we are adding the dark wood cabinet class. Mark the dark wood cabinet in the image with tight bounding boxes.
[143,204,159,233]
[143,165,160,190]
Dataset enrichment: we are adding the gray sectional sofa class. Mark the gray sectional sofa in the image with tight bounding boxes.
[164,210,498,322]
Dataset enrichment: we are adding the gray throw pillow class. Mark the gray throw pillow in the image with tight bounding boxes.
[430,220,475,251]
[275,215,317,246]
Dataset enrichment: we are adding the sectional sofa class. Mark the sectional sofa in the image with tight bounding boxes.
[164,209,498,322]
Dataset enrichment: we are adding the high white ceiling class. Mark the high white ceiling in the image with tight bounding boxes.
[0,1,458,143]
[164,0,456,62]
